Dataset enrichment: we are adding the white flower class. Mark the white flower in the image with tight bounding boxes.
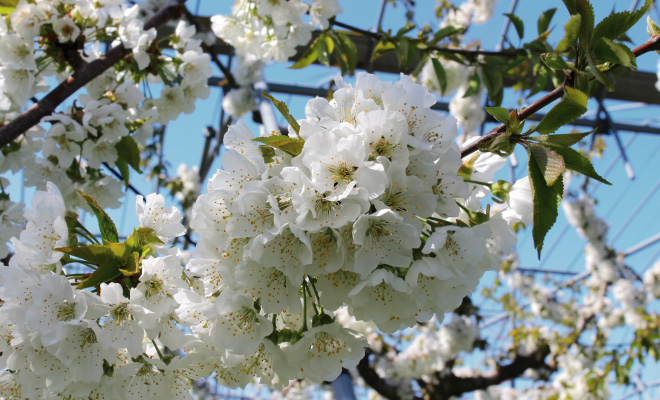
[52,15,80,43]
[136,193,186,241]
[222,87,258,119]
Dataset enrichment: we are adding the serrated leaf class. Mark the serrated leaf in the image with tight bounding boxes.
[528,131,593,146]
[528,152,564,258]
[593,37,636,70]
[482,67,503,105]
[317,33,332,67]
[648,16,660,35]
[540,142,611,184]
[504,13,524,39]
[463,71,481,98]
[431,57,447,95]
[485,107,510,124]
[528,143,566,186]
[371,39,396,61]
[586,48,613,90]
[115,136,141,173]
[538,8,557,35]
[535,86,588,134]
[290,35,320,69]
[591,0,652,44]
[258,145,276,163]
[556,14,581,53]
[540,52,568,70]
[75,189,119,243]
[261,91,300,135]
[253,135,305,157]
[56,244,119,265]
[335,32,358,75]
[77,261,122,289]
[574,0,595,44]
[119,252,141,276]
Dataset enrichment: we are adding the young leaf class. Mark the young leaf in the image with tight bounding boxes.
[253,136,305,157]
[540,52,568,70]
[482,67,503,105]
[115,136,141,173]
[556,14,582,53]
[528,143,566,186]
[75,189,119,243]
[485,107,510,124]
[463,71,481,98]
[431,57,447,95]
[261,91,300,134]
[528,151,564,258]
[534,86,588,134]
[505,13,524,39]
[538,8,558,35]
[0,0,18,15]
[115,158,130,189]
[335,32,358,75]
[528,131,593,146]
[317,33,332,66]
[371,39,396,61]
[540,142,611,184]
[290,35,321,69]
[433,25,464,41]
[593,37,636,70]
[77,260,122,289]
[648,16,660,35]
[528,64,549,98]
[574,0,595,44]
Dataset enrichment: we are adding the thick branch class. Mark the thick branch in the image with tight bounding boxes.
[0,0,187,148]
[460,34,660,159]
[357,350,422,400]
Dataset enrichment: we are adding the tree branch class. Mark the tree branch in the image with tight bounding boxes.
[0,0,188,148]
[357,350,422,400]
[460,34,660,159]
[332,20,518,58]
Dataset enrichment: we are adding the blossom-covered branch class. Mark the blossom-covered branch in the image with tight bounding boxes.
[0,0,187,148]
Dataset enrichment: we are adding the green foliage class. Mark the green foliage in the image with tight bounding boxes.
[261,91,300,134]
[482,67,503,105]
[528,143,565,186]
[593,37,636,70]
[431,57,447,94]
[528,151,564,258]
[505,13,524,39]
[528,131,592,146]
[591,0,652,44]
[0,0,18,15]
[540,142,611,184]
[290,35,322,69]
[484,107,510,124]
[648,15,660,35]
[463,71,481,98]
[534,86,588,135]
[76,189,119,243]
[252,135,306,157]
[115,136,142,189]
[537,8,558,35]
[333,32,358,75]
[556,14,581,53]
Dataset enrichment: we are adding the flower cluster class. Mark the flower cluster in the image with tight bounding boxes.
[0,0,211,211]
[184,72,517,387]
[211,0,342,118]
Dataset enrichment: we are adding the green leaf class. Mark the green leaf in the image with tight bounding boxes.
[528,63,549,98]
[115,158,130,189]
[591,0,652,44]
[556,14,582,53]
[115,136,141,173]
[528,131,593,146]
[534,86,588,134]
[77,260,121,289]
[505,13,524,39]
[648,16,660,35]
[335,32,358,75]
[574,0,595,44]
[119,252,141,276]
[253,135,305,157]
[317,33,333,67]
[540,52,568,70]
[371,39,396,61]
[586,48,613,90]
[261,91,300,135]
[528,151,564,258]
[463,71,481,98]
[528,143,566,186]
[482,67,503,105]
[431,57,447,95]
[0,0,18,15]
[433,25,464,41]
[593,37,636,70]
[290,35,321,69]
[538,8,558,35]
[258,145,276,163]
[125,227,164,252]
[540,142,611,184]
[75,189,119,243]
[485,107,510,124]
